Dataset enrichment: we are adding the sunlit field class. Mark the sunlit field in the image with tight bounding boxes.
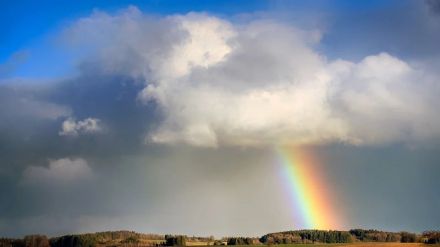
[231,244,440,247]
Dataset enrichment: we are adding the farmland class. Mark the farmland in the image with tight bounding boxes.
[1,230,439,247]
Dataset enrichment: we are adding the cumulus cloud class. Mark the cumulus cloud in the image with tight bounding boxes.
[59,117,103,136]
[63,7,440,147]
[22,158,92,185]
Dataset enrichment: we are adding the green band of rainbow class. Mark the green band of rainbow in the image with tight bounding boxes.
[276,146,341,230]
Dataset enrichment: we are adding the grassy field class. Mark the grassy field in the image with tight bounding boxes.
[225,244,440,247]
[260,244,440,247]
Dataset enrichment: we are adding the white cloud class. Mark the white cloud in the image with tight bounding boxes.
[22,158,92,185]
[59,117,103,136]
[64,7,440,147]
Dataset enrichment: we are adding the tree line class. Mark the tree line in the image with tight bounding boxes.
[1,229,439,247]
[258,229,438,245]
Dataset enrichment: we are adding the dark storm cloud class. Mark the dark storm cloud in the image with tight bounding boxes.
[264,0,440,62]
[426,0,440,14]
[0,71,161,237]
[0,72,154,174]
[314,0,440,61]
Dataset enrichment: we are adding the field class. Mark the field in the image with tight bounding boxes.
[255,244,440,247]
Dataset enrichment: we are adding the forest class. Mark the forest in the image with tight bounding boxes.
[1,229,439,247]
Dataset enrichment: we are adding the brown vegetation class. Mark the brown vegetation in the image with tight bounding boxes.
[1,230,439,247]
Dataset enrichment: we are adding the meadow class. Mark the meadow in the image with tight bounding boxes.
[232,244,440,247]
[333,244,438,247]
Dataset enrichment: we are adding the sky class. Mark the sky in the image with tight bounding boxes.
[0,0,440,238]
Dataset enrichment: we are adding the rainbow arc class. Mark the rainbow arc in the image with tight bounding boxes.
[276,146,342,230]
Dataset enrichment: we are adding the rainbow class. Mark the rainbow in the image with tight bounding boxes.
[276,146,341,230]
